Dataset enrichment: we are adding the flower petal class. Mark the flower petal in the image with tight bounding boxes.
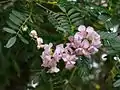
[78,25,86,31]
[65,62,75,70]
[48,67,60,73]
[88,46,98,54]
[81,39,90,49]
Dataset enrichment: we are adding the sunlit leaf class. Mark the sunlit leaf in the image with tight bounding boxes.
[5,36,16,48]
[3,27,16,34]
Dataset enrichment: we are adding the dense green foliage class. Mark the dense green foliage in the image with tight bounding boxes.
[0,0,120,90]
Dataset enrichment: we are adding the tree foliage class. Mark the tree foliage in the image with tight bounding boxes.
[0,0,120,90]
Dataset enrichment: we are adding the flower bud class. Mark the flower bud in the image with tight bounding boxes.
[29,30,38,38]
[22,25,28,31]
[37,37,44,49]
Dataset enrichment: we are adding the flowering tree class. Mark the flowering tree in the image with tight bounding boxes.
[0,0,120,90]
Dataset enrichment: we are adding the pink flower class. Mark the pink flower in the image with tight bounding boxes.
[41,43,65,72]
[62,54,78,70]
[75,25,87,40]
[41,55,57,68]
[65,43,74,54]
[75,48,83,55]
[47,67,60,73]
[68,36,74,42]
[29,30,38,38]
[81,39,90,49]
[88,46,98,54]
[37,37,44,49]
[43,43,53,55]
[40,25,102,72]
[53,44,64,62]
[78,25,86,32]
[68,25,101,56]
[41,43,58,72]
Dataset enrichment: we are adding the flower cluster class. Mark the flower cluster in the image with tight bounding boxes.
[41,43,64,73]
[30,25,101,73]
[67,25,101,57]
[41,43,78,73]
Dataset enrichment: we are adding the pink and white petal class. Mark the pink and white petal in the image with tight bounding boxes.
[78,25,86,31]
[74,32,83,40]
[48,67,60,73]
[75,48,83,55]
[68,36,74,42]
[88,46,98,54]
[44,43,53,55]
[65,63,75,70]
[86,26,94,34]
[82,49,90,56]
[70,61,76,65]
[81,39,90,49]
[70,55,77,61]
[62,54,69,62]
[91,39,101,48]
[65,46,74,54]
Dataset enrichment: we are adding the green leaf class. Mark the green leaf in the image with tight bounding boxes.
[70,13,80,20]
[60,22,69,27]
[12,59,20,77]
[12,10,26,20]
[6,21,19,30]
[57,17,66,21]
[57,27,66,32]
[58,5,66,12]
[68,8,76,16]
[59,19,68,23]
[3,27,16,34]
[98,14,110,22]
[18,34,29,44]
[113,79,120,87]
[77,57,91,82]
[5,36,16,48]
[99,31,117,39]
[65,85,73,90]
[71,17,81,23]
[9,13,22,26]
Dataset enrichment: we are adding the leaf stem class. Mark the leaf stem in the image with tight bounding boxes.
[69,67,77,81]
[50,78,54,90]
[36,3,55,13]
[16,6,33,36]
[65,67,77,90]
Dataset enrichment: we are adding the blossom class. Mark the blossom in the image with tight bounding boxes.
[53,44,64,62]
[68,25,101,56]
[41,43,77,71]
[81,39,90,49]
[37,37,44,49]
[41,43,64,73]
[41,43,56,67]
[47,67,60,73]
[39,25,102,72]
[29,30,38,38]
[65,43,74,54]
[62,54,78,69]
[43,43,53,55]
[30,30,45,49]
